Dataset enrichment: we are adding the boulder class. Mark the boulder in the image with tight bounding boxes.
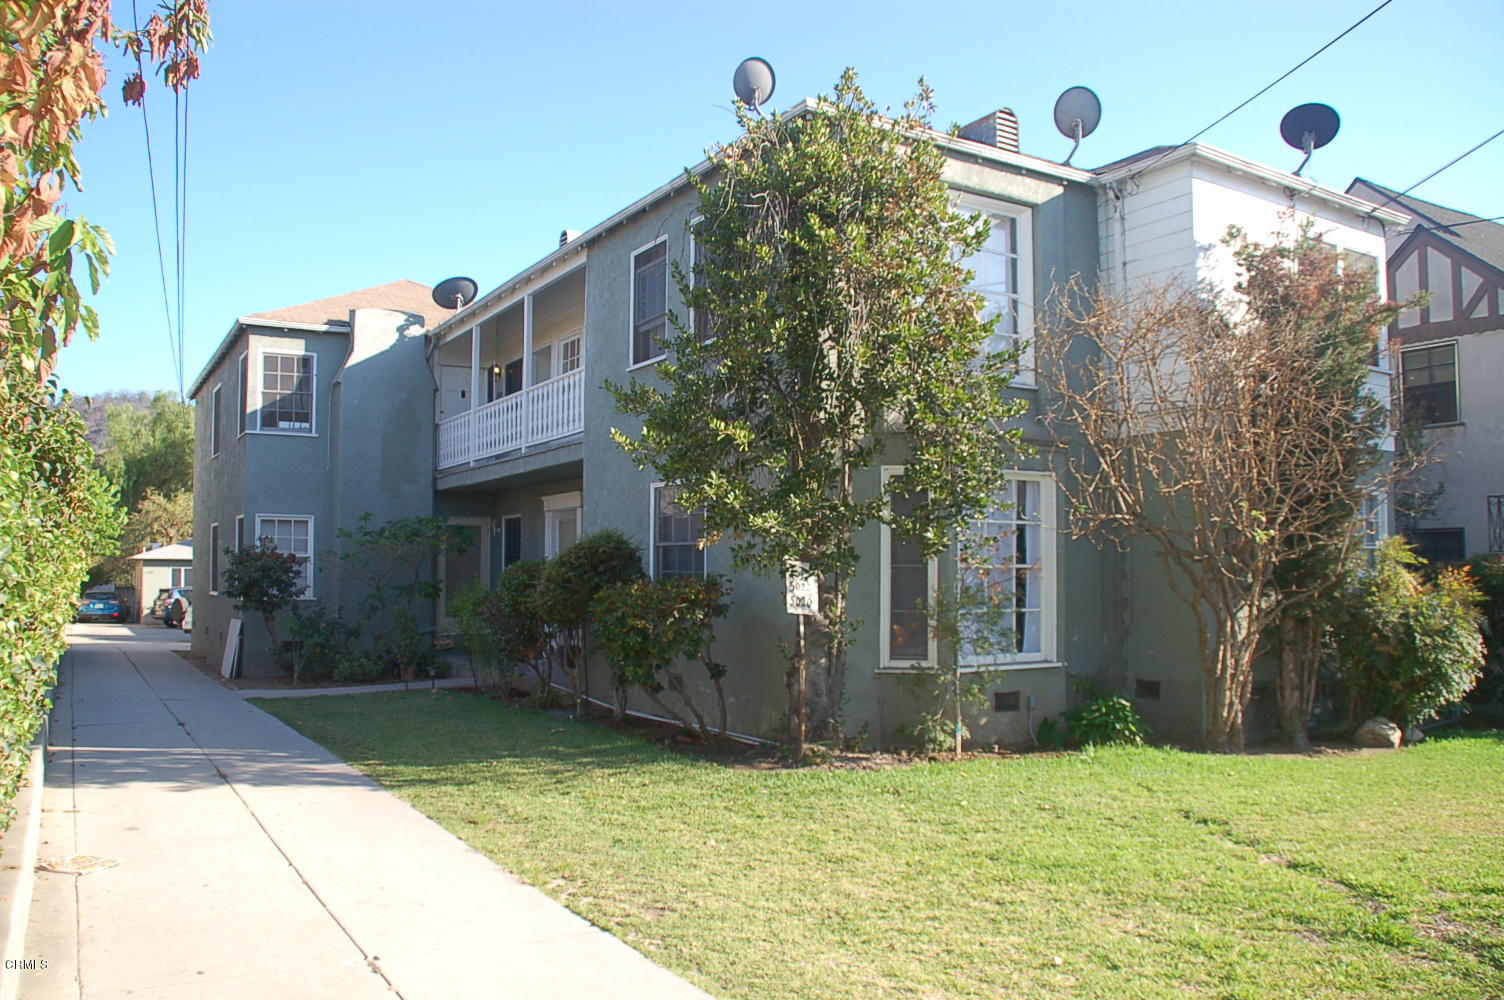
[1353,717,1401,749]
[1404,726,1426,746]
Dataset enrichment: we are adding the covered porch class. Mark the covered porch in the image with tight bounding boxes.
[434,264,586,470]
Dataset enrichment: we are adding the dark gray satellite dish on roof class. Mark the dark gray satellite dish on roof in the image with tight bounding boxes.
[1280,103,1340,176]
[1053,86,1101,166]
[733,57,776,110]
[432,276,478,310]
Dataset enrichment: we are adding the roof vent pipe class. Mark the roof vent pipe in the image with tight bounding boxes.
[959,109,1020,153]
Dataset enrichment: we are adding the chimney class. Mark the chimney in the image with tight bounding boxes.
[959,109,1020,153]
[559,229,581,248]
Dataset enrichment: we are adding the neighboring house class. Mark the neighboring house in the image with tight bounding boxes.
[128,540,192,622]
[1095,147,1404,740]
[188,281,454,673]
[1347,179,1504,561]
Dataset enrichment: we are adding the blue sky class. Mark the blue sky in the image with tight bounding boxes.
[56,0,1504,397]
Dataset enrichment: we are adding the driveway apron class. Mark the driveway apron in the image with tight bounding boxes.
[15,625,713,1000]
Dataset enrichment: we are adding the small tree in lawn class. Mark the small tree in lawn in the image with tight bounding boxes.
[222,539,305,679]
[1039,228,1406,751]
[610,69,1026,758]
[535,530,645,715]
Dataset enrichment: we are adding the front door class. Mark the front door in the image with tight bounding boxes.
[439,520,490,630]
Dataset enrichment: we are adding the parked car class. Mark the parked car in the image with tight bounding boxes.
[163,588,192,629]
[149,587,175,620]
[181,601,193,635]
[76,591,126,623]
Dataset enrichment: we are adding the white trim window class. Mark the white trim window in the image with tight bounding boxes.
[210,384,222,457]
[258,351,315,433]
[209,522,221,595]
[558,334,582,375]
[961,474,1056,665]
[652,484,705,579]
[236,351,248,436]
[630,238,668,367]
[881,468,938,666]
[234,514,245,554]
[957,196,1034,386]
[1360,491,1389,559]
[171,566,191,588]
[542,491,582,558]
[255,515,314,598]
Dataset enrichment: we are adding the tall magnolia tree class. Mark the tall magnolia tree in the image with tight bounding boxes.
[611,70,1026,756]
[1039,229,1402,751]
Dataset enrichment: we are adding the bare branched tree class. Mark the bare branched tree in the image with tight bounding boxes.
[1038,230,1404,750]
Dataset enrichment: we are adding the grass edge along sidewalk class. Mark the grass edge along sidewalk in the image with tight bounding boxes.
[255,691,1504,1000]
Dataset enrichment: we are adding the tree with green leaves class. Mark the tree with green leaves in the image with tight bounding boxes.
[535,529,645,716]
[95,391,194,512]
[222,539,305,678]
[610,69,1026,757]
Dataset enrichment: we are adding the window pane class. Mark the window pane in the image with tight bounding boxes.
[654,485,705,579]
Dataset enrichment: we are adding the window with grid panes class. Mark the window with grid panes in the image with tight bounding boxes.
[653,486,705,578]
[256,516,313,595]
[962,476,1051,662]
[1401,344,1458,425]
[259,352,314,432]
[632,241,668,366]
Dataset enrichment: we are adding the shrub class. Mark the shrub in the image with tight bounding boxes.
[1465,553,1504,706]
[536,530,645,712]
[450,584,513,696]
[595,575,731,739]
[222,539,306,677]
[286,605,356,683]
[0,367,123,831]
[333,651,384,683]
[1333,537,1485,729]
[909,711,961,755]
[494,560,551,701]
[381,605,436,682]
[1064,684,1147,747]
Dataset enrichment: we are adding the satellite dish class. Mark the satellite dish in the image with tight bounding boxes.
[432,276,478,310]
[733,57,776,110]
[1052,86,1101,166]
[1279,103,1340,176]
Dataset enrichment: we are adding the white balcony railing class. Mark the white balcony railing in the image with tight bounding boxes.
[436,368,584,470]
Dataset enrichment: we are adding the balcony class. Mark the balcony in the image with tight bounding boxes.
[437,367,583,470]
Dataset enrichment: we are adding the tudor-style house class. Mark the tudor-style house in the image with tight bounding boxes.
[1348,179,1504,561]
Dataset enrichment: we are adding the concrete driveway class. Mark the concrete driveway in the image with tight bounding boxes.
[12,624,714,999]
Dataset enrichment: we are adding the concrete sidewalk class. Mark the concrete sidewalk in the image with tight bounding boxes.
[12,625,714,999]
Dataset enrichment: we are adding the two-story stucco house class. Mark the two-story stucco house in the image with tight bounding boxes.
[188,98,1407,747]
[188,280,454,671]
[1347,179,1504,561]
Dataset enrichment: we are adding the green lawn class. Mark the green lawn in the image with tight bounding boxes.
[256,692,1504,1000]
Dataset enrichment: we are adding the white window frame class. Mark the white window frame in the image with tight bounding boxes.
[558,333,582,375]
[542,491,582,558]
[234,515,245,555]
[879,467,939,668]
[254,350,317,435]
[209,522,220,595]
[688,215,715,343]
[650,483,707,580]
[236,351,248,437]
[960,472,1058,668]
[955,194,1034,387]
[439,517,491,629]
[210,383,222,457]
[255,514,315,599]
[628,236,670,370]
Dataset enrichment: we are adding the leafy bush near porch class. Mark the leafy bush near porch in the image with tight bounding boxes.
[1333,537,1485,729]
[286,605,357,682]
[535,530,644,709]
[595,575,731,739]
[0,366,123,831]
[1466,553,1504,707]
[493,559,551,699]
[451,584,514,696]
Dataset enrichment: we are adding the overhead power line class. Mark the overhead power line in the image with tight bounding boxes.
[1130,0,1396,178]
[1363,127,1504,218]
